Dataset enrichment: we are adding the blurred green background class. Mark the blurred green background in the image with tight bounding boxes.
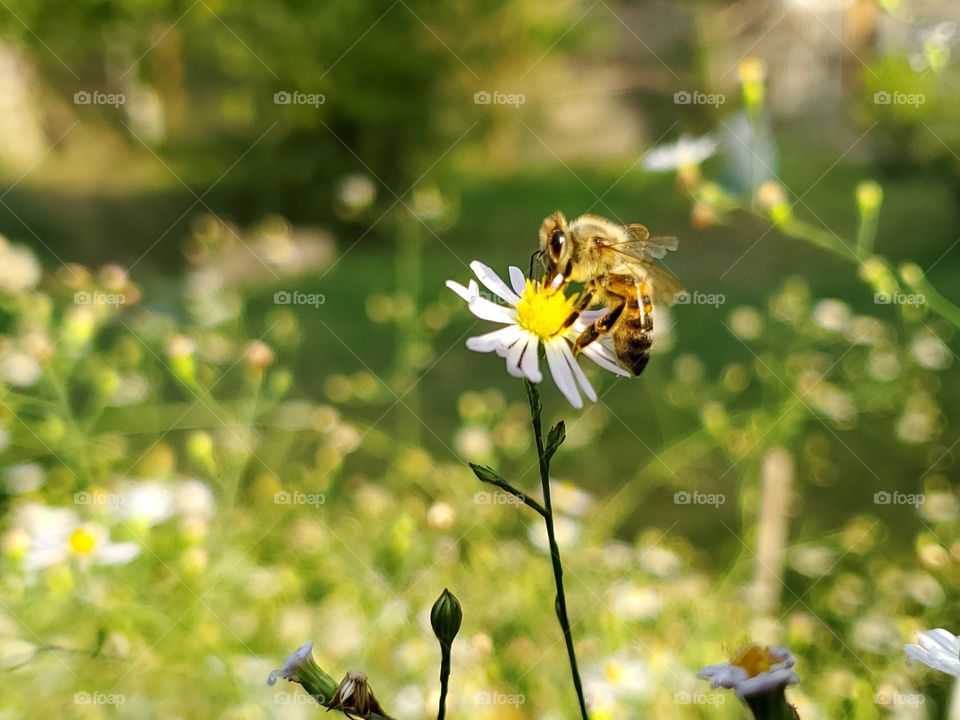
[1,0,959,718]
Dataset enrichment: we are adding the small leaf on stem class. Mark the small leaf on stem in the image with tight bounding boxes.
[469,463,503,484]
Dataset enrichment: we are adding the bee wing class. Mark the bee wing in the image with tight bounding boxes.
[602,243,685,305]
[637,262,685,306]
[613,225,680,260]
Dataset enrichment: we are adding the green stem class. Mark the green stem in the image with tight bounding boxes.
[437,644,451,720]
[744,688,800,720]
[523,380,589,720]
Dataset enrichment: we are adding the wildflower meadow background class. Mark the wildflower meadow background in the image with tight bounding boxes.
[1,1,960,718]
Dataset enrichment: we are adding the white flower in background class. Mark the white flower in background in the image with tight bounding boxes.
[584,654,650,716]
[0,349,41,387]
[447,262,627,409]
[336,173,377,214]
[911,333,952,371]
[176,478,215,520]
[454,425,494,460]
[114,481,176,527]
[11,503,139,571]
[638,544,683,578]
[729,306,765,340]
[550,480,594,517]
[0,239,41,293]
[642,134,719,172]
[3,463,44,494]
[529,514,581,551]
[904,629,960,677]
[609,582,662,621]
[812,298,851,333]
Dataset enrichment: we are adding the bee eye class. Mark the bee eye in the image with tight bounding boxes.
[548,229,566,260]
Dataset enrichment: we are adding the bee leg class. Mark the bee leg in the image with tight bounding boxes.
[560,289,594,330]
[572,300,625,354]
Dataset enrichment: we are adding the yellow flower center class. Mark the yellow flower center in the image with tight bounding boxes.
[68,528,97,556]
[515,279,577,339]
[730,643,779,677]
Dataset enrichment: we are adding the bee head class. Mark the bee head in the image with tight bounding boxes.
[539,211,572,281]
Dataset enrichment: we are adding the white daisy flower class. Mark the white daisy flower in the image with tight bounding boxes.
[12,502,140,572]
[446,261,627,409]
[904,628,960,677]
[643,134,719,172]
[700,643,799,700]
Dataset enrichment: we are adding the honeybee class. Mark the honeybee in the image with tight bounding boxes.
[538,211,683,376]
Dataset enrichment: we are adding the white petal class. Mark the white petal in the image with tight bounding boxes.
[505,335,528,378]
[24,546,67,571]
[466,325,523,354]
[470,261,520,305]
[560,342,597,402]
[580,341,631,377]
[445,279,479,303]
[96,541,140,566]
[466,296,516,323]
[520,336,543,383]
[545,340,582,408]
[920,629,960,656]
[508,266,527,297]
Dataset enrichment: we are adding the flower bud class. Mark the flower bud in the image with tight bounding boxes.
[756,181,792,226]
[268,641,338,704]
[738,57,768,111]
[165,335,197,384]
[899,262,924,288]
[856,181,883,216]
[430,588,463,648]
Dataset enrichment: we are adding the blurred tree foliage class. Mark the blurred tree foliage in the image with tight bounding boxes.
[0,0,582,222]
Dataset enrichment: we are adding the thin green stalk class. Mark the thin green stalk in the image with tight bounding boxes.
[523,380,589,720]
[437,643,451,720]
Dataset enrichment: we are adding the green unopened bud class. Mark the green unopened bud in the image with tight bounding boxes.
[899,262,924,288]
[856,181,883,216]
[186,430,215,468]
[756,181,792,225]
[858,256,897,295]
[430,588,462,648]
[738,57,768,111]
[164,335,197,384]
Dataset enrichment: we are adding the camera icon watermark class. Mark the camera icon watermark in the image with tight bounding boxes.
[873,291,925,306]
[473,491,523,507]
[873,490,924,508]
[74,692,125,706]
[74,290,126,306]
[74,490,126,509]
[74,90,126,108]
[674,90,725,107]
[274,692,320,705]
[674,690,726,706]
[274,90,326,108]
[473,90,525,108]
[273,290,326,307]
[674,490,725,508]
[875,691,925,707]
[474,691,526,706]
[274,491,326,507]
[874,90,925,107]
[674,290,725,307]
